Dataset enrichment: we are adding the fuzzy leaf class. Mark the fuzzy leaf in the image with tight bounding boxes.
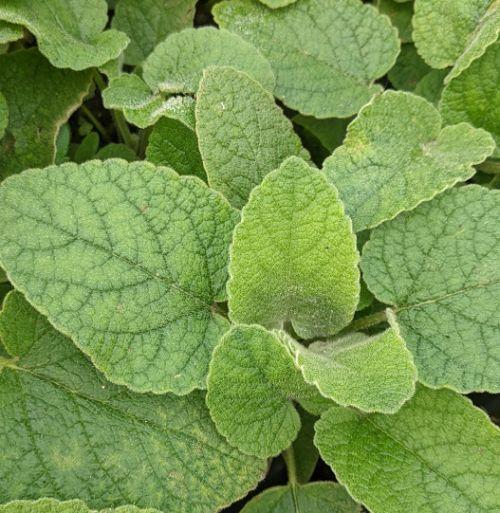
[228,157,359,339]
[315,385,500,513]
[143,27,275,94]
[112,0,197,65]
[0,292,265,512]
[287,323,417,413]
[0,0,129,70]
[0,499,158,513]
[214,0,400,118]
[440,41,500,159]
[361,186,500,392]
[0,49,92,179]
[240,483,361,513]
[196,66,308,208]
[0,160,239,394]
[0,20,23,43]
[324,91,495,231]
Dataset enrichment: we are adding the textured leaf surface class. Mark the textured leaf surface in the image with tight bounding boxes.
[440,41,500,159]
[206,325,324,458]
[413,0,499,70]
[287,324,417,413]
[324,91,495,231]
[0,159,239,394]
[0,499,159,513]
[143,27,275,94]
[258,0,298,7]
[112,0,197,65]
[315,385,500,513]
[214,0,400,118]
[0,49,92,179]
[196,66,308,208]
[0,0,129,70]
[0,292,265,512]
[377,0,413,43]
[228,157,359,339]
[240,483,361,513]
[0,20,23,43]
[362,186,500,392]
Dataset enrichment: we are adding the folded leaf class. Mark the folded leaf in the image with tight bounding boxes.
[143,27,275,94]
[112,0,197,65]
[0,499,159,513]
[287,322,417,413]
[0,20,23,44]
[0,49,93,179]
[315,385,500,513]
[228,157,360,338]
[0,0,129,70]
[196,66,308,208]
[214,0,400,118]
[240,482,361,513]
[362,186,500,392]
[324,91,495,231]
[0,160,239,394]
[0,292,265,512]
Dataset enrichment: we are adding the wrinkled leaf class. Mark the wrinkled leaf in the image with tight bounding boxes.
[0,499,158,513]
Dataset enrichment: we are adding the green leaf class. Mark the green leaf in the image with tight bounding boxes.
[414,69,447,105]
[228,157,360,339]
[324,91,495,231]
[292,408,320,484]
[0,20,23,44]
[0,0,129,70]
[293,115,349,153]
[55,124,72,165]
[258,0,298,8]
[0,49,92,180]
[73,132,100,164]
[287,322,417,413]
[240,482,361,513]
[0,291,266,512]
[0,159,239,395]
[0,499,159,513]
[95,143,137,162]
[213,0,400,118]
[440,41,500,159]
[142,27,275,94]
[206,324,327,458]
[112,0,197,65]
[196,66,308,208]
[361,186,500,392]
[0,92,7,140]
[388,44,432,91]
[413,0,499,71]
[376,0,414,43]
[315,385,500,513]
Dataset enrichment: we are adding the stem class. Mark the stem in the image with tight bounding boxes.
[348,309,387,332]
[80,104,110,143]
[477,159,500,175]
[282,446,298,485]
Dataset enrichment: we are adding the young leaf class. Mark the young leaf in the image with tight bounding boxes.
[206,324,328,458]
[228,157,360,339]
[112,0,197,65]
[324,91,495,231]
[0,0,129,70]
[0,159,239,395]
[0,92,7,140]
[376,0,414,43]
[287,322,417,413]
[315,385,500,513]
[0,49,93,179]
[240,482,361,513]
[196,66,309,208]
[142,27,275,95]
[213,0,400,118]
[0,499,159,513]
[413,0,499,71]
[361,186,500,392]
[0,291,266,512]
[0,20,23,44]
[440,41,500,159]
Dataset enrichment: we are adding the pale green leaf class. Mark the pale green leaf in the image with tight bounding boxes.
[213,0,400,118]
[206,324,327,458]
[0,499,158,513]
[324,91,495,231]
[0,159,239,394]
[0,49,92,180]
[377,0,414,43]
[0,0,129,70]
[147,117,206,180]
[315,385,500,513]
[0,292,266,512]
[112,0,197,65]
[240,482,361,513]
[361,186,500,392]
[0,92,7,140]
[287,322,417,413]
[0,20,23,44]
[196,66,308,208]
[143,27,275,94]
[413,0,499,71]
[228,157,360,339]
[388,44,432,91]
[102,74,156,110]
[440,41,500,159]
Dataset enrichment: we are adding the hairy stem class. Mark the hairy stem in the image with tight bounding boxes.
[283,446,298,485]
[348,309,387,332]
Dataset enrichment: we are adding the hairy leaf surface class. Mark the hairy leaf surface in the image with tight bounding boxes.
[0,20,23,43]
[0,499,158,513]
